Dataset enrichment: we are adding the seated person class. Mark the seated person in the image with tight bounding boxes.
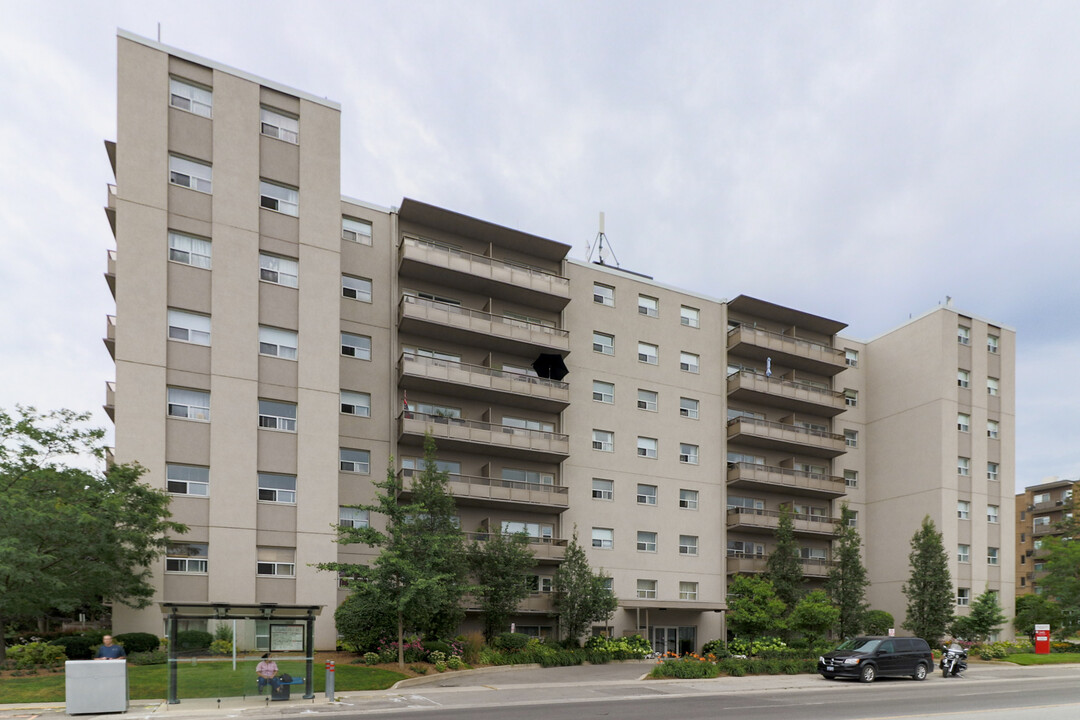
[256,653,279,693]
[95,635,127,660]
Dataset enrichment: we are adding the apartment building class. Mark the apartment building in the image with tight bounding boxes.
[104,31,1015,650]
[1015,479,1077,595]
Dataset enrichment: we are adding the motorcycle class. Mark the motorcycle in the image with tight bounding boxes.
[940,643,968,677]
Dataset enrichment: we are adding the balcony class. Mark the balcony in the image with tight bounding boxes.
[398,470,569,512]
[727,462,846,499]
[727,325,847,376]
[103,314,116,359]
[105,183,117,236]
[104,381,115,421]
[399,236,570,311]
[727,417,847,458]
[105,249,116,298]
[465,592,556,613]
[726,370,847,417]
[398,295,570,356]
[464,532,567,564]
[399,353,569,413]
[726,554,835,578]
[398,412,569,462]
[727,507,839,537]
[1032,523,1059,537]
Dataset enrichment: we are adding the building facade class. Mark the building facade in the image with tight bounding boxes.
[1015,479,1077,596]
[104,31,1016,650]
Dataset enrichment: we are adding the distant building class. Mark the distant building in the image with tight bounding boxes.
[1015,479,1077,596]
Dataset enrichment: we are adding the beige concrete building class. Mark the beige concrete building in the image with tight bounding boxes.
[1015,479,1077,595]
[104,31,1016,651]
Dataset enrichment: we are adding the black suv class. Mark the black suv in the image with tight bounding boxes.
[818,636,933,682]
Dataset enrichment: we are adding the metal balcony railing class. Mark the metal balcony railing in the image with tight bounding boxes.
[402,236,569,289]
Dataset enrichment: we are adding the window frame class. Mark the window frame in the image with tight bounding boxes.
[339,507,370,529]
[680,306,700,328]
[636,579,657,599]
[844,429,858,448]
[679,443,699,465]
[167,387,210,421]
[342,217,373,244]
[592,429,614,452]
[591,527,614,549]
[957,369,970,388]
[987,505,999,523]
[636,531,657,553]
[679,581,699,600]
[679,397,700,419]
[593,283,614,307]
[956,588,970,606]
[679,351,699,374]
[169,77,213,117]
[260,106,299,144]
[987,547,999,565]
[591,478,614,501]
[258,326,298,360]
[592,380,615,404]
[259,180,299,216]
[844,470,858,488]
[637,294,659,318]
[679,489,699,510]
[957,413,970,432]
[165,542,209,574]
[636,483,658,505]
[958,544,970,563]
[168,231,211,269]
[342,274,373,302]
[957,456,970,476]
[987,335,999,353]
[169,155,212,193]
[592,331,615,355]
[341,332,372,360]
[167,309,211,346]
[957,326,971,345]
[987,420,999,439]
[166,464,209,496]
[340,448,371,474]
[637,436,658,459]
[340,391,372,418]
[637,389,658,412]
[258,399,297,432]
[678,534,699,556]
[637,342,659,365]
[257,473,297,504]
[256,547,296,578]
[259,253,299,288]
[845,348,859,367]
[987,377,1000,396]
[987,462,999,481]
[957,500,970,520]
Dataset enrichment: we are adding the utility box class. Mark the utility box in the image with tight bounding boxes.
[1035,624,1051,654]
[65,660,129,714]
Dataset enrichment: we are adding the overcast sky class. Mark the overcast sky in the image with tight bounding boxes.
[2,1,1077,490]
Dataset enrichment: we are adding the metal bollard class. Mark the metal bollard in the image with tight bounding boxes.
[325,660,335,700]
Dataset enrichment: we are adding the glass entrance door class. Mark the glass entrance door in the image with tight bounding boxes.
[652,626,678,655]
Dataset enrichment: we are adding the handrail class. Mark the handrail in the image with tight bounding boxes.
[464,531,568,547]
[401,411,569,442]
[727,324,844,358]
[403,236,568,285]
[727,506,839,525]
[727,369,844,399]
[397,469,568,495]
[727,461,844,484]
[400,352,569,390]
[727,415,845,441]
[400,295,569,338]
[726,553,836,567]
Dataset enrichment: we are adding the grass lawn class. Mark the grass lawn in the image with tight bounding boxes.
[1001,653,1080,666]
[0,660,406,705]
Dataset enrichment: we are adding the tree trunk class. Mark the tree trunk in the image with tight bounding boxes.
[397,611,404,668]
[0,614,6,657]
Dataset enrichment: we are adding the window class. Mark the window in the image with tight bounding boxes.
[638,295,658,317]
[987,505,999,523]
[1033,492,1050,505]
[847,511,858,528]
[957,369,970,388]
[957,326,970,345]
[257,547,295,577]
[166,542,208,573]
[259,181,298,216]
[636,579,657,599]
[844,470,858,488]
[167,310,211,345]
[844,389,858,407]
[592,380,615,404]
[592,527,614,549]
[258,253,298,287]
[592,430,613,452]
[956,588,970,606]
[957,413,970,432]
[987,547,999,565]
[339,507,369,529]
[258,473,296,504]
[259,326,298,360]
[342,217,372,244]
[1033,516,1050,528]
[957,457,970,476]
[845,348,859,367]
[169,78,212,117]
[340,391,371,418]
[166,464,209,496]
[679,489,698,510]
[801,547,828,561]
[638,342,658,365]
[169,155,212,193]
[600,577,614,593]
[258,400,296,432]
[679,443,699,465]
[167,388,210,421]
[340,448,370,474]
[637,389,658,412]
[261,107,298,143]
[728,495,764,510]
[637,531,657,552]
[342,275,373,302]
[592,478,614,500]
[341,332,372,360]
[987,334,999,353]
[637,437,658,459]
[987,377,1000,396]
[987,420,999,439]
[407,402,462,419]
[728,540,764,557]
[502,468,554,486]
[593,332,614,355]
[680,306,700,328]
[957,500,970,519]
[168,231,211,268]
[958,544,970,563]
[679,535,698,556]
[593,283,614,306]
[501,522,553,540]
[844,429,858,448]
[987,462,999,481]
[679,581,698,600]
[679,352,699,374]
[503,416,554,432]
[680,397,699,419]
[637,484,657,505]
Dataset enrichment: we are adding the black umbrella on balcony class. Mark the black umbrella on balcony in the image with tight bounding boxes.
[532,353,569,380]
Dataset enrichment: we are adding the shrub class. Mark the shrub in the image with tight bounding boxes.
[209,640,232,656]
[175,630,213,651]
[434,660,448,672]
[428,651,447,664]
[701,639,730,658]
[460,632,484,665]
[780,659,802,674]
[115,632,160,653]
[649,656,720,679]
[423,641,452,658]
[721,658,747,677]
[492,632,531,651]
[375,636,425,663]
[213,624,234,643]
[362,652,379,666]
[409,664,428,674]
[447,656,463,670]
[53,635,97,660]
[128,650,168,666]
[5,642,67,670]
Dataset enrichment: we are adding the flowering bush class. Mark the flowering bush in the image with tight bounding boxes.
[428,651,447,664]
[362,652,379,665]
[6,642,67,670]
[582,634,650,660]
[727,637,787,657]
[447,656,464,670]
[376,636,426,663]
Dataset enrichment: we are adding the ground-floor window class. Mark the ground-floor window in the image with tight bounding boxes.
[513,625,554,639]
[650,625,697,655]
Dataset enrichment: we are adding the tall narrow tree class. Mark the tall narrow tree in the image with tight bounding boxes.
[553,529,617,643]
[468,528,536,641]
[901,516,954,646]
[765,505,803,610]
[826,504,869,638]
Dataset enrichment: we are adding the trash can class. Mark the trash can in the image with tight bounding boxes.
[271,674,292,701]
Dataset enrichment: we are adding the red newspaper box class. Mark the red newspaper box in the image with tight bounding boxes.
[1035,624,1051,654]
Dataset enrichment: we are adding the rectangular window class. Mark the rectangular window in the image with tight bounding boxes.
[261,107,299,143]
[987,420,999,439]
[844,429,858,448]
[679,489,698,510]
[169,155,212,193]
[259,253,298,287]
[987,462,999,481]
[958,457,970,476]
[987,377,1000,396]
[637,531,657,552]
[845,348,859,367]
[987,335,999,353]
[340,391,371,418]
[987,505,999,523]
[259,326,298,360]
[502,468,554,486]
[166,464,209,496]
[340,448,371,474]
[680,306,700,328]
[167,309,211,345]
[169,78,212,117]
[593,332,614,355]
[638,295,658,317]
[503,416,554,432]
[593,283,614,306]
[844,470,858,488]
[958,326,970,345]
[958,544,970,563]
[342,275,373,302]
[591,478,614,500]
[168,231,211,268]
[591,527,614,549]
[679,443,699,465]
[637,437,658,459]
[1033,515,1050,527]
[166,542,208,573]
[342,217,373,244]
[407,402,462,419]
[957,369,970,388]
[957,500,970,519]
[259,181,298,216]
[592,430,613,452]
[679,535,698,556]
[637,484,657,505]
[957,413,970,432]
[801,547,828,561]
[679,581,698,600]
[727,540,765,557]
[680,352,700,374]
[844,389,858,407]
[636,579,657,599]
[637,342,658,365]
[341,332,372,360]
[592,380,615,404]
[679,397,700,419]
[728,496,764,510]
[637,389,658,412]
[257,547,295,577]
[167,387,210,421]
[957,588,970,606]
[847,510,858,528]
[1034,492,1050,504]
[987,547,999,565]
[339,507,370,528]
[258,400,296,432]
[258,473,296,504]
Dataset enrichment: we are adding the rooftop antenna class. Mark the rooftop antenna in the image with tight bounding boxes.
[157,22,161,42]
[586,211,620,268]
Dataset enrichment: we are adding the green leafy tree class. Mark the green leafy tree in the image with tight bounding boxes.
[951,588,1006,642]
[864,609,895,635]
[790,589,840,647]
[901,516,954,646]
[1037,492,1080,636]
[826,504,869,638]
[320,435,469,666]
[1013,594,1063,642]
[553,529,617,643]
[0,407,186,656]
[334,585,398,652]
[726,574,787,640]
[468,528,536,641]
[765,505,803,611]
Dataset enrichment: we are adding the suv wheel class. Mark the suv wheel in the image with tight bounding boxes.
[913,663,927,681]
[859,664,876,683]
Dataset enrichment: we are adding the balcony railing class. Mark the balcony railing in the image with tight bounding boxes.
[397,469,569,510]
[726,506,839,536]
[1032,523,1059,536]
[464,532,567,562]
[399,411,569,459]
[400,352,569,409]
[726,370,847,415]
[104,381,115,421]
[726,553,835,577]
[399,295,570,352]
[401,236,569,299]
[727,416,847,458]
[727,462,846,497]
[727,324,847,375]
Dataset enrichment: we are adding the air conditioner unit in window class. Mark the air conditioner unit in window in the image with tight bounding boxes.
[1056,501,1063,506]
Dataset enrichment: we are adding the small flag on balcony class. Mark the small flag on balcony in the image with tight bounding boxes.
[403,390,409,411]
[766,357,772,377]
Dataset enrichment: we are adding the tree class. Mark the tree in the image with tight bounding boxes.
[320,435,469,666]
[1013,594,1063,642]
[765,505,803,611]
[1037,492,1080,636]
[864,609,895,635]
[726,575,787,640]
[951,588,1006,643]
[468,528,535,641]
[901,516,954,646]
[0,407,186,656]
[790,589,840,647]
[826,504,869,639]
[553,529,616,643]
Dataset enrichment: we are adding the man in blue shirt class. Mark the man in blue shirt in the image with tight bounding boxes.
[95,635,126,660]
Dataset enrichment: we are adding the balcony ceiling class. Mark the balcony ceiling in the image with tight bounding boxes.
[729,295,847,336]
